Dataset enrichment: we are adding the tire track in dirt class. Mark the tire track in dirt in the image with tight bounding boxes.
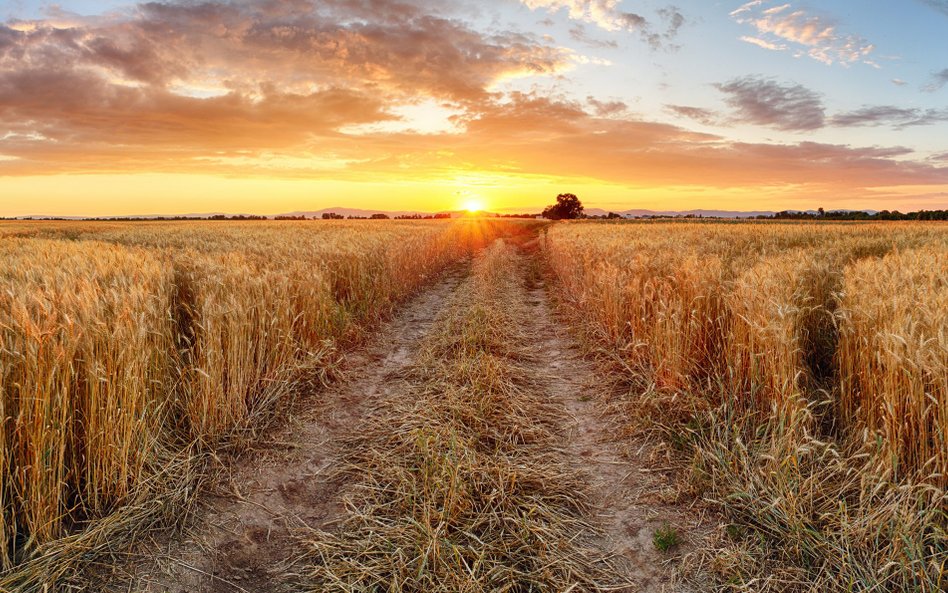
[521,253,710,592]
[296,240,635,592]
[113,264,471,593]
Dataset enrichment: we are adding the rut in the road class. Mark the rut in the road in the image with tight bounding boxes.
[298,240,625,591]
[118,264,471,593]
[522,256,709,592]
[118,238,707,592]
[297,240,706,592]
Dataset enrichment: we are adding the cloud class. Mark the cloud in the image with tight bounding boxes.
[715,77,948,131]
[717,76,825,131]
[521,0,646,31]
[658,7,685,38]
[657,6,685,49]
[739,35,786,51]
[329,93,948,193]
[831,105,948,128]
[0,0,572,171]
[568,24,618,48]
[923,68,948,91]
[1,0,946,202]
[892,78,907,86]
[731,1,875,66]
[918,1,948,16]
[587,96,626,116]
[521,1,683,49]
[666,104,719,125]
[1,1,569,101]
[4,82,945,197]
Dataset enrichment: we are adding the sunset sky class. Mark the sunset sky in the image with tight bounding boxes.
[2,0,947,216]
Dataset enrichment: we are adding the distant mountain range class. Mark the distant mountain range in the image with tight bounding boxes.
[13,207,881,220]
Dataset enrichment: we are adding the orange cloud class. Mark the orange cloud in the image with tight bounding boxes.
[0,0,569,173]
[0,0,946,213]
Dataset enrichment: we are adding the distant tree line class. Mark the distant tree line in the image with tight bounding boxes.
[207,214,267,220]
[633,214,711,220]
[322,212,452,220]
[10,212,457,222]
[761,209,948,221]
[10,204,945,223]
[393,213,452,219]
[12,214,270,221]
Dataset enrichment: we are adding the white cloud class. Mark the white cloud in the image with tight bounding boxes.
[340,100,465,136]
[739,35,787,52]
[732,2,875,67]
[1,131,50,142]
[730,1,763,18]
[521,1,687,49]
[521,0,647,33]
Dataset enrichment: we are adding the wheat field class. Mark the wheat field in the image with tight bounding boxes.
[542,221,947,590]
[0,219,945,591]
[0,219,516,578]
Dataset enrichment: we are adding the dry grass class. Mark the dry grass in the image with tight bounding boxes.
[542,221,948,592]
[0,219,529,587]
[299,240,627,592]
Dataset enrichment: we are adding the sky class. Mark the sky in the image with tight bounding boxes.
[1,0,947,216]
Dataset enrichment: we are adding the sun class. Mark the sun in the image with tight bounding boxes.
[463,198,485,213]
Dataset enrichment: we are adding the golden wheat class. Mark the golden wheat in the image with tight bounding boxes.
[837,246,948,483]
[0,219,517,575]
[0,239,173,567]
[542,220,948,590]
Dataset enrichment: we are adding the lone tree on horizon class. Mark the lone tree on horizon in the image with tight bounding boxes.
[542,193,584,220]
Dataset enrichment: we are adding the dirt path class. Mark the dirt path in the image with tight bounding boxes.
[108,244,709,592]
[116,265,470,593]
[521,257,709,592]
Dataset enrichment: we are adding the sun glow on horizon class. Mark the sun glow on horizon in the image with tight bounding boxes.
[463,198,486,213]
[0,1,946,215]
